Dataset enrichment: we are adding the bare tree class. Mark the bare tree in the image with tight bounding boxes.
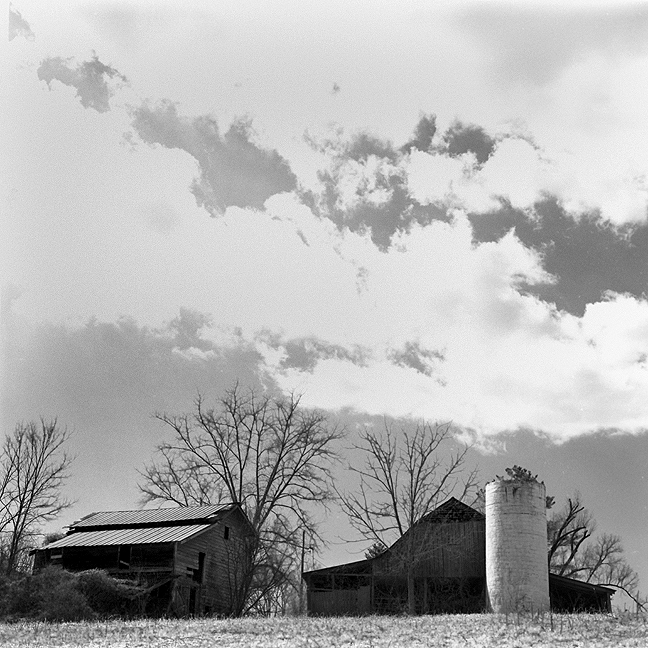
[547,493,594,576]
[548,493,638,592]
[336,418,478,614]
[0,419,73,575]
[139,383,342,615]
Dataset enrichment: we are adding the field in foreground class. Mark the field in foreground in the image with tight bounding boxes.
[1,614,647,648]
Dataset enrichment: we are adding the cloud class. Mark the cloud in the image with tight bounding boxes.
[1,308,277,518]
[407,136,561,215]
[37,55,127,113]
[316,115,646,251]
[469,197,648,317]
[310,128,448,248]
[168,308,213,352]
[130,101,297,215]
[256,331,370,373]
[2,313,267,426]
[456,4,648,86]
[216,207,648,440]
[9,4,34,41]
[440,120,496,165]
[404,132,648,317]
[388,341,444,379]
[401,114,437,154]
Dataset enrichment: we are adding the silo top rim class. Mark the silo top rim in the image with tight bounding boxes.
[486,478,545,485]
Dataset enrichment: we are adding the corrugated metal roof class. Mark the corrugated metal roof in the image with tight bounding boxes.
[71,504,235,529]
[44,524,211,548]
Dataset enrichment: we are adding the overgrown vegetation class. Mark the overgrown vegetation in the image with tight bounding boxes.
[0,567,142,621]
[0,613,647,648]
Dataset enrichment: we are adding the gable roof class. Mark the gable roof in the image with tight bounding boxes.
[417,497,484,524]
[70,503,239,531]
[43,524,212,549]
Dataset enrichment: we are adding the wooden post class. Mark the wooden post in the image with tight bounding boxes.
[300,529,306,615]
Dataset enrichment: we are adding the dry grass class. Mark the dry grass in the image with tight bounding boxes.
[0,613,647,648]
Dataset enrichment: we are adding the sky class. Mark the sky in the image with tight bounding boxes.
[2,0,648,594]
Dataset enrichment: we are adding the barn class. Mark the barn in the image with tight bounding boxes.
[32,503,255,616]
[302,498,614,615]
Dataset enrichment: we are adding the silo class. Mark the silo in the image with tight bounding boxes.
[485,479,550,613]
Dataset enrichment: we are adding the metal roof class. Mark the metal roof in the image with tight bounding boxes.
[70,504,236,529]
[43,524,211,548]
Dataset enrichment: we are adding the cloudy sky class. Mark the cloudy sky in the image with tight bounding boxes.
[3,0,648,590]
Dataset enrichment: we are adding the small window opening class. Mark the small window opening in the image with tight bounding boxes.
[50,548,63,564]
[224,526,230,540]
[193,552,205,583]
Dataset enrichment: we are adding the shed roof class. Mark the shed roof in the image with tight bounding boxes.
[43,524,211,548]
[70,504,236,530]
[549,572,616,595]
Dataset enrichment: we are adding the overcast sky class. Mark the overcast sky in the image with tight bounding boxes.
[3,0,648,592]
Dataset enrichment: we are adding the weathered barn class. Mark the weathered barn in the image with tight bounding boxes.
[32,504,255,616]
[303,498,614,615]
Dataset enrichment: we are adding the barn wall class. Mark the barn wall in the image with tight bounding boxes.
[175,513,251,615]
[308,586,371,616]
[305,519,487,616]
[375,520,486,579]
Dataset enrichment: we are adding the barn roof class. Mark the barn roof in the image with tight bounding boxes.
[69,504,238,530]
[417,497,484,524]
[42,524,212,548]
[303,558,372,579]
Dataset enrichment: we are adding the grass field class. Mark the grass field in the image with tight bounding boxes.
[1,614,647,648]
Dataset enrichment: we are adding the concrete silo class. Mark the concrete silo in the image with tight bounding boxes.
[485,479,550,613]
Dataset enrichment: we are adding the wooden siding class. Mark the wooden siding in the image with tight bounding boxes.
[304,517,487,615]
[174,510,252,616]
[376,520,485,579]
[308,586,371,616]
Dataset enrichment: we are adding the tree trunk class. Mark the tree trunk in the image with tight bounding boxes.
[407,531,416,614]
[407,569,416,615]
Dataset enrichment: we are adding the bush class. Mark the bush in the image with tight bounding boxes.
[4,567,94,621]
[76,569,141,617]
[0,566,142,621]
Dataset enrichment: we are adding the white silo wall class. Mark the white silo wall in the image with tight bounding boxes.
[485,480,550,613]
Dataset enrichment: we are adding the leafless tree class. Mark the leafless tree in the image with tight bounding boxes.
[547,493,594,576]
[0,419,73,575]
[548,493,638,592]
[336,418,479,614]
[139,383,342,615]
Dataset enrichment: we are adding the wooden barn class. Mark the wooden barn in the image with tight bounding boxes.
[32,503,255,616]
[303,498,614,615]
